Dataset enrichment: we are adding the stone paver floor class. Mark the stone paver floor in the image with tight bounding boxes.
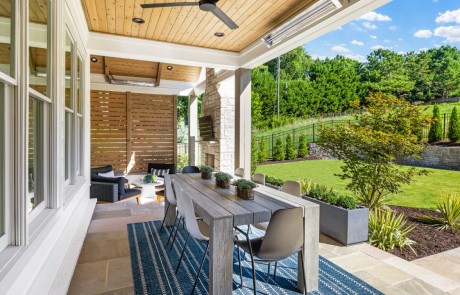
[68,201,460,294]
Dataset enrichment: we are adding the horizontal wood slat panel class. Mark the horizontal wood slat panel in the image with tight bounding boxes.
[91,90,176,174]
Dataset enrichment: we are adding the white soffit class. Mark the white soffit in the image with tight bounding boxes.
[86,0,390,70]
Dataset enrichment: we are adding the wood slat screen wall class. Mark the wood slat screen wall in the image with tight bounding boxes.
[91,90,177,173]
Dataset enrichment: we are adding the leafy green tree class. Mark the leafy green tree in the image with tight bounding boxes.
[318,93,430,211]
[448,107,460,142]
[298,134,309,158]
[258,138,268,162]
[285,134,296,160]
[273,138,285,161]
[251,137,259,175]
[428,105,443,143]
[429,46,460,99]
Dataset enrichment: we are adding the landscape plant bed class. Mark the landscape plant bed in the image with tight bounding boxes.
[389,205,460,261]
[258,155,321,166]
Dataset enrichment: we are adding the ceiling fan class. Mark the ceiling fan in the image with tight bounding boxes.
[141,0,239,30]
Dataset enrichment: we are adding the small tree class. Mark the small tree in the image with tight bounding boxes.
[318,93,430,211]
[448,107,460,142]
[273,138,285,161]
[251,136,259,175]
[298,134,309,158]
[285,134,297,160]
[428,105,443,143]
[258,138,268,162]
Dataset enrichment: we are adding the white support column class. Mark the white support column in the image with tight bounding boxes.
[234,68,251,179]
[188,93,198,166]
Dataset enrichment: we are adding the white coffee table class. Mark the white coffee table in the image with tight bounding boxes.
[132,178,165,203]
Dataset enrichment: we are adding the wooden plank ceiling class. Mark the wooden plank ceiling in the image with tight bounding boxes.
[90,55,202,83]
[81,0,316,52]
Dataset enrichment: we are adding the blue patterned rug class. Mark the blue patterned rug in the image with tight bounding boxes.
[127,221,384,295]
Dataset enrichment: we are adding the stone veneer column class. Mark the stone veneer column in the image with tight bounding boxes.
[199,68,235,173]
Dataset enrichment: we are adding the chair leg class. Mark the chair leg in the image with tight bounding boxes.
[237,245,243,288]
[267,262,271,282]
[191,241,209,295]
[274,261,278,280]
[169,217,183,251]
[167,215,179,245]
[246,234,257,294]
[175,233,190,274]
[299,250,307,295]
[159,203,170,232]
[136,196,140,205]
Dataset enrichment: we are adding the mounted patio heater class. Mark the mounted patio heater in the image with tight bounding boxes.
[262,0,342,48]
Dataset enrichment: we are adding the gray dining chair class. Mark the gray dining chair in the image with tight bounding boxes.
[159,176,177,233]
[235,167,245,178]
[252,173,265,185]
[235,207,306,294]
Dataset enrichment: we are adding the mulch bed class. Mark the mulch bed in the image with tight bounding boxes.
[389,205,460,261]
[258,155,321,166]
[430,141,460,147]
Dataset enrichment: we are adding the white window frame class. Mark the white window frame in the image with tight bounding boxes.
[64,28,76,188]
[76,52,84,176]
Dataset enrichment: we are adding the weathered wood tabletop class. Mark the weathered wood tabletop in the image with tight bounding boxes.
[164,173,319,294]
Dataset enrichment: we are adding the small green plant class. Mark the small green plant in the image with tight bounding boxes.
[417,194,460,231]
[273,138,285,161]
[428,105,443,143]
[308,184,331,200]
[200,165,214,173]
[215,172,232,182]
[177,154,188,171]
[298,134,309,158]
[265,176,284,187]
[448,107,460,142]
[336,195,356,210]
[143,174,158,183]
[233,179,257,190]
[368,209,416,254]
[258,138,268,162]
[285,134,297,160]
[300,179,313,195]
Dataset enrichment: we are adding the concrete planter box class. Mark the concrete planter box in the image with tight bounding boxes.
[265,183,281,190]
[304,196,368,245]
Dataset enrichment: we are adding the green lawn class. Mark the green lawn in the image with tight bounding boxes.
[256,160,460,210]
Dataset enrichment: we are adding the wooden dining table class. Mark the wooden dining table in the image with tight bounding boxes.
[164,173,319,294]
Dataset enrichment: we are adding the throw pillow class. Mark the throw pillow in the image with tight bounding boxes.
[98,170,115,178]
[151,168,170,177]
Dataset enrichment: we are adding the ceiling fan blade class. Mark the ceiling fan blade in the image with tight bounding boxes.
[141,2,199,9]
[211,7,239,30]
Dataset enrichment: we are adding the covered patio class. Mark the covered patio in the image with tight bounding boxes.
[3,0,459,294]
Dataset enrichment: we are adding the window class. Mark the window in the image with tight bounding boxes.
[76,55,83,175]
[28,97,46,213]
[0,0,13,77]
[29,0,49,96]
[64,32,74,184]
[0,83,4,237]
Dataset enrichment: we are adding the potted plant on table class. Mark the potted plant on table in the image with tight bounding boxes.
[215,172,232,189]
[200,165,214,179]
[143,173,158,184]
[234,179,257,200]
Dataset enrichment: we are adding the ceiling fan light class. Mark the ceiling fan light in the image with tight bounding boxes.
[132,17,145,24]
[214,32,225,37]
[167,66,173,70]
[262,0,342,48]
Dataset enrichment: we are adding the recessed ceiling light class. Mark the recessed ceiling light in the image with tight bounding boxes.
[167,66,173,70]
[132,17,145,24]
[90,57,98,62]
[214,32,225,37]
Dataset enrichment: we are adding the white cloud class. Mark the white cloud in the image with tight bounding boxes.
[389,26,399,31]
[311,54,328,60]
[398,38,403,41]
[363,22,377,30]
[433,26,460,43]
[335,26,343,30]
[384,39,391,43]
[332,45,351,53]
[398,51,406,55]
[414,29,433,38]
[419,48,429,52]
[436,9,460,24]
[371,45,385,50]
[359,12,392,22]
[351,40,364,46]
[344,54,367,63]
[370,35,378,39]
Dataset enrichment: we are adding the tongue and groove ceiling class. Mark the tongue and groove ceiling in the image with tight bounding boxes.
[80,0,317,52]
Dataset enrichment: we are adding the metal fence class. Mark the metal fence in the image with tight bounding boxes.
[177,143,188,155]
[255,113,453,158]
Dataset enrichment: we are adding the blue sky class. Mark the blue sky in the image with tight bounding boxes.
[304,0,460,62]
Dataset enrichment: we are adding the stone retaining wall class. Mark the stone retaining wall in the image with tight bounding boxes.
[398,146,460,171]
[308,143,335,160]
